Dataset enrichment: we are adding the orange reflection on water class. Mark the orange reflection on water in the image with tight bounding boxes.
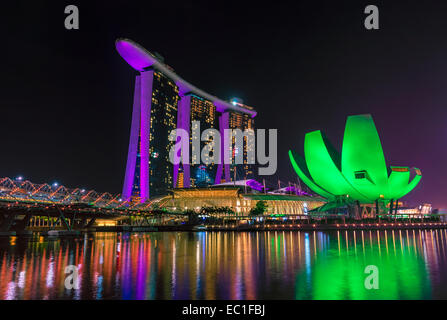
[0,230,446,299]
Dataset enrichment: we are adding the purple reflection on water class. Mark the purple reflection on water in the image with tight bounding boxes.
[1,231,447,299]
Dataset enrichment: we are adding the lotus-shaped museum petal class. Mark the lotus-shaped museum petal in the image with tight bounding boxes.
[288,114,421,203]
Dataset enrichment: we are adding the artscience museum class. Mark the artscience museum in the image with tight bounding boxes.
[289,114,422,215]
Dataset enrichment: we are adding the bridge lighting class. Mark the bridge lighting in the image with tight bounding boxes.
[16,176,23,181]
[81,189,86,193]
[52,182,58,187]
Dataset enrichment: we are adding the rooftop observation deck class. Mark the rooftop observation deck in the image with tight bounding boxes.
[115,38,257,117]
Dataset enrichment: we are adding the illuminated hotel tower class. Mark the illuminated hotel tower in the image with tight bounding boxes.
[116,38,256,202]
[189,95,218,187]
[228,98,256,181]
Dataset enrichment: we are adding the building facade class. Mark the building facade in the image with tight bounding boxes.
[163,187,326,216]
[117,39,257,202]
[228,98,256,182]
[189,95,218,187]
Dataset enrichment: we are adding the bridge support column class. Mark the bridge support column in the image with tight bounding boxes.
[11,214,31,232]
[76,217,96,229]
[55,207,71,231]
[0,213,15,232]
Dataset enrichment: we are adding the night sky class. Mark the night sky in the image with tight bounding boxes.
[2,1,447,208]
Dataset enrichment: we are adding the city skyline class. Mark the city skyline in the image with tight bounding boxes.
[4,1,447,306]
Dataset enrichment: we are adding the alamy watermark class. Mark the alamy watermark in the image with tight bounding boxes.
[168,121,277,176]
[64,5,79,30]
[364,265,379,290]
[364,5,379,30]
[65,265,80,290]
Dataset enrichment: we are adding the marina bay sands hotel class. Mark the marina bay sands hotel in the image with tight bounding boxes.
[116,39,257,202]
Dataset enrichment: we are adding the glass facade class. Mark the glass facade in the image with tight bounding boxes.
[127,78,256,200]
[131,71,179,199]
[164,188,326,215]
[149,72,178,196]
[190,95,217,187]
[228,102,255,181]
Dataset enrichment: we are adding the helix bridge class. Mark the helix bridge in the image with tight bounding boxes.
[0,177,168,232]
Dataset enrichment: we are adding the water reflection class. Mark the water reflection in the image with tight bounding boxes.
[0,230,446,299]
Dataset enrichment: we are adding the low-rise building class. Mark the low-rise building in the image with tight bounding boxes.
[162,185,326,216]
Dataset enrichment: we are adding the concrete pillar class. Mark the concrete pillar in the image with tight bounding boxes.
[215,111,230,183]
[139,70,154,202]
[122,75,142,200]
[174,94,191,188]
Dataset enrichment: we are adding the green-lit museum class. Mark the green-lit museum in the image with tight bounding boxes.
[289,114,422,213]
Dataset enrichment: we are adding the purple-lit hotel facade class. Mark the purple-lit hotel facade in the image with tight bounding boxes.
[116,39,257,202]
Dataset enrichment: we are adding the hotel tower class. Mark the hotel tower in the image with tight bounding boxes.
[116,39,257,202]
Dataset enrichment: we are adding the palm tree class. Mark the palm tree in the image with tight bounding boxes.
[249,200,268,216]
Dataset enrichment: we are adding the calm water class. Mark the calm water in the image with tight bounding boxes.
[0,230,446,300]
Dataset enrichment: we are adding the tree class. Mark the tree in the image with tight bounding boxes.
[249,200,268,216]
[222,206,235,216]
[184,209,200,225]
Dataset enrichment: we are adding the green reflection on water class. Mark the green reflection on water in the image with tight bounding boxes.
[295,230,431,299]
[0,230,443,299]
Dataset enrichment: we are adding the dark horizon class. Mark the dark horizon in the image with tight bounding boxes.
[2,1,447,208]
